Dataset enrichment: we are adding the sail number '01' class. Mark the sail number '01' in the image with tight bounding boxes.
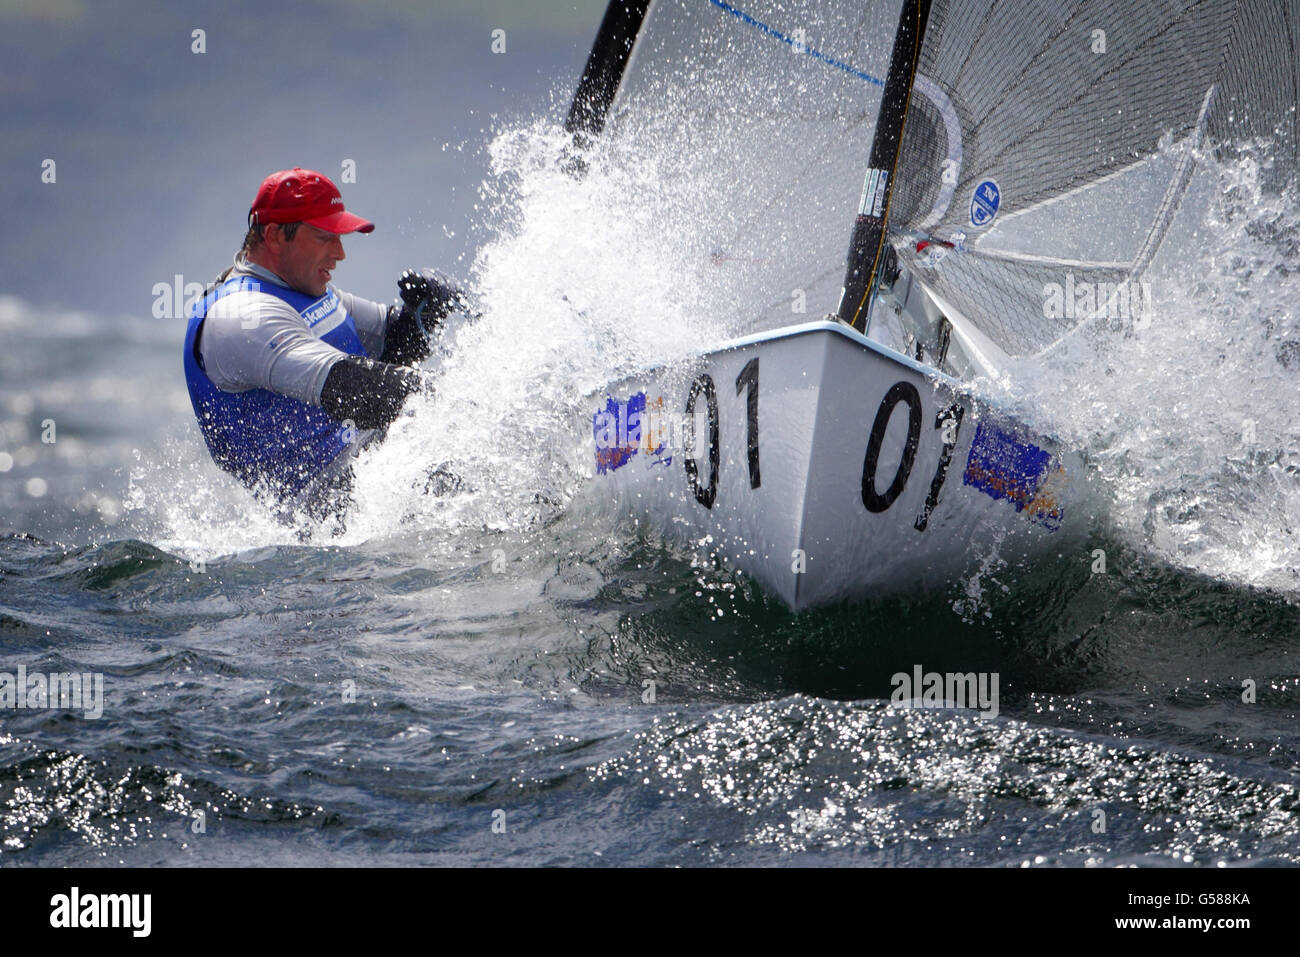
[683,358,760,510]
[684,366,960,529]
[861,381,964,530]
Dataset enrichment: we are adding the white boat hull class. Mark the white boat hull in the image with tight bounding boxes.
[583,321,1087,611]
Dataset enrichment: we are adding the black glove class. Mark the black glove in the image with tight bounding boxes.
[381,268,469,367]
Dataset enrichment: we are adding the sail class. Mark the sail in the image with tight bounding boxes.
[888,0,1300,356]
[578,0,1299,357]
[595,0,908,334]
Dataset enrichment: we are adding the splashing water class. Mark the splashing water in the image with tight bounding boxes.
[344,121,761,544]
[979,139,1300,598]
[133,121,737,559]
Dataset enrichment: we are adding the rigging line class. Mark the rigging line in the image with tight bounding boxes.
[706,0,886,87]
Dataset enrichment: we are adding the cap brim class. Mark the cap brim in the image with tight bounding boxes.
[305,210,375,234]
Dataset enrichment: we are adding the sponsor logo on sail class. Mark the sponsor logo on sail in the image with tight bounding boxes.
[969,178,1000,227]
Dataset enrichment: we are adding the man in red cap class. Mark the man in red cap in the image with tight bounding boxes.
[182,168,464,518]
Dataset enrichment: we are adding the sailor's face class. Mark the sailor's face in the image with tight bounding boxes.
[278,224,346,297]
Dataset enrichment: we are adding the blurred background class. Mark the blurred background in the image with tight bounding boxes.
[1,0,605,309]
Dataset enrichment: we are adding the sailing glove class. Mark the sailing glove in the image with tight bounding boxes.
[381,268,469,366]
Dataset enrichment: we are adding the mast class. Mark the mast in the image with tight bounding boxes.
[836,0,932,332]
[565,0,653,141]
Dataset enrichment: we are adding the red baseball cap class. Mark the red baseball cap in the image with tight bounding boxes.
[248,167,374,234]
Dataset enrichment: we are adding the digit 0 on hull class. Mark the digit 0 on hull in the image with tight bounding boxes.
[586,319,1081,611]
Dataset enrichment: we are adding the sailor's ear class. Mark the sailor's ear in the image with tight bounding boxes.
[264,222,294,249]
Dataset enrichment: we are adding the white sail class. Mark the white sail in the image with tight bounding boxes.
[570,1,1096,610]
[890,0,1300,356]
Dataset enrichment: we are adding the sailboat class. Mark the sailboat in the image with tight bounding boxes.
[568,0,1299,611]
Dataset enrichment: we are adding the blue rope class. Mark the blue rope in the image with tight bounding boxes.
[707,0,886,88]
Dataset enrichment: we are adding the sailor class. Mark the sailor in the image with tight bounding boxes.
[182,167,463,518]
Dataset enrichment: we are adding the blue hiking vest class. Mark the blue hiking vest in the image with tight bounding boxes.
[183,275,368,498]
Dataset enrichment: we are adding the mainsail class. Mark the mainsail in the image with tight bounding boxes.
[572,0,1300,357]
[888,0,1300,355]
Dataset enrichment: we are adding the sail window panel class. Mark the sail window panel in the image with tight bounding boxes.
[985,9,1227,206]
[971,149,1185,265]
[914,0,1231,238]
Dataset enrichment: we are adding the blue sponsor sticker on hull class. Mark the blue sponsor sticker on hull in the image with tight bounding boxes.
[593,393,676,474]
[593,393,644,474]
[962,420,1065,530]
